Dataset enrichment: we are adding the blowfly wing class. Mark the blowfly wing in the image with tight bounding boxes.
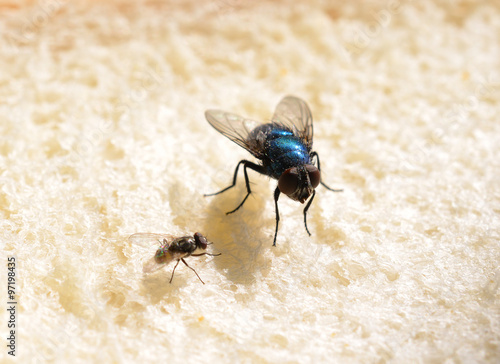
[204,110,263,158]
[271,96,313,150]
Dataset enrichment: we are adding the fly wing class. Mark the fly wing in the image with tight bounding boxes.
[271,96,313,150]
[205,109,264,158]
[143,250,189,273]
[128,233,176,273]
[142,256,170,273]
[128,233,176,248]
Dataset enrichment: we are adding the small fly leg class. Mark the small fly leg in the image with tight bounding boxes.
[171,258,205,284]
[205,160,266,215]
[189,252,222,284]
[169,259,182,284]
[170,251,221,285]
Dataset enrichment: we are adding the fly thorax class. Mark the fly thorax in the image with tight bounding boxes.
[247,123,274,151]
[267,135,310,179]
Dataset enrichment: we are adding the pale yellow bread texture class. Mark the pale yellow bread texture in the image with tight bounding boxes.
[0,0,499,363]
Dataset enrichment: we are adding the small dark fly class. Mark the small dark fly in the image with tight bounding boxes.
[128,232,221,284]
[204,95,342,246]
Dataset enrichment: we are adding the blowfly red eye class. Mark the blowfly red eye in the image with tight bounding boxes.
[278,168,299,195]
[306,165,320,188]
[194,232,208,249]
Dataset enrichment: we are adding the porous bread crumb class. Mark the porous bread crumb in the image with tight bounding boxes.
[1,1,499,363]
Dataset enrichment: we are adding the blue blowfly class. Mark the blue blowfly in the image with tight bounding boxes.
[204,95,342,246]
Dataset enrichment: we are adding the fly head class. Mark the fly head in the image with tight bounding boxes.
[277,164,320,203]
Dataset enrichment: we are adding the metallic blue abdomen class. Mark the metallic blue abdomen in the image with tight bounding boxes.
[266,128,310,179]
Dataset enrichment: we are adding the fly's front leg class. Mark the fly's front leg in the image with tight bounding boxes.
[191,252,222,257]
[302,189,315,236]
[310,151,343,192]
[272,187,281,246]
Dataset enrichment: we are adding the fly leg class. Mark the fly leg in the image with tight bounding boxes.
[204,160,249,196]
[191,252,222,257]
[192,242,222,257]
[272,187,280,246]
[169,259,181,283]
[205,160,266,215]
[310,151,343,192]
[302,189,316,236]
[180,258,205,284]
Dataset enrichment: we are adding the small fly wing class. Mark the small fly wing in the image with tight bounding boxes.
[143,249,189,273]
[205,110,264,158]
[143,255,170,273]
[128,233,175,248]
[129,233,176,273]
[271,96,313,150]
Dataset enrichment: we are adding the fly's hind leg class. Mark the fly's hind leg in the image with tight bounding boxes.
[169,259,181,283]
[205,160,266,215]
[180,258,205,284]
